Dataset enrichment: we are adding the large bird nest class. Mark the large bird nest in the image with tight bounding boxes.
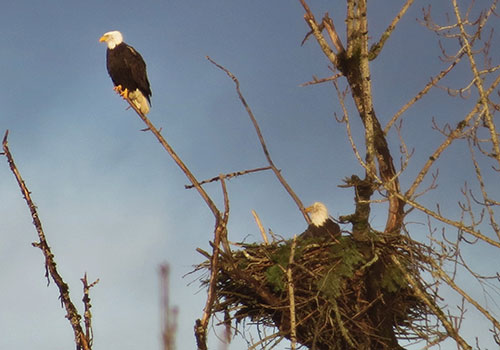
[198,232,434,350]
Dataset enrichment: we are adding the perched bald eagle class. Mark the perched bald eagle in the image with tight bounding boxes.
[301,202,341,241]
[99,31,152,114]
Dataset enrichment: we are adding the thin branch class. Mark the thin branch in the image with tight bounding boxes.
[300,72,343,87]
[118,94,225,350]
[397,190,500,249]
[428,258,500,332]
[196,220,224,350]
[122,96,221,220]
[298,0,339,66]
[452,0,500,166]
[390,255,472,350]
[323,13,345,53]
[406,70,500,199]
[184,166,271,189]
[81,274,99,350]
[384,54,463,134]
[369,0,415,59]
[2,130,91,350]
[333,81,369,177]
[195,176,231,350]
[219,176,232,256]
[247,332,284,350]
[206,56,311,225]
[467,138,500,240]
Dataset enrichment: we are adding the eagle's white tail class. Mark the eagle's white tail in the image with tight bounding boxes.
[129,89,150,115]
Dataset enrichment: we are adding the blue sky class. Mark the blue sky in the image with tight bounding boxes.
[1,1,498,349]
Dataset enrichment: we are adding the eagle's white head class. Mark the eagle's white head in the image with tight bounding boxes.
[305,202,329,227]
[99,30,123,49]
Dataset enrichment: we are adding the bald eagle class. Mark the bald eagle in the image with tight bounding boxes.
[301,202,341,241]
[99,31,152,115]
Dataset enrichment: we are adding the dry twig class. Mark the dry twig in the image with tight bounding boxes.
[184,166,271,189]
[252,210,269,245]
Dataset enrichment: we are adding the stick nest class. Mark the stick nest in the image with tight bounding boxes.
[198,234,432,349]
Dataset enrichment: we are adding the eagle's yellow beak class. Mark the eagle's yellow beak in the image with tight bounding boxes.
[305,205,313,213]
[99,35,107,43]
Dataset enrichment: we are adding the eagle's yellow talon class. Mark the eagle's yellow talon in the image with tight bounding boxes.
[120,88,129,99]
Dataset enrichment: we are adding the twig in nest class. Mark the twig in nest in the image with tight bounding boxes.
[286,236,298,350]
[185,166,272,189]
[219,176,232,256]
[252,210,268,245]
[204,236,432,349]
[2,130,91,350]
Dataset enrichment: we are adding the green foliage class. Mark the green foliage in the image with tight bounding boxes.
[380,261,408,293]
[271,244,292,266]
[263,237,410,300]
[317,239,365,299]
[264,241,309,292]
[331,239,365,277]
[265,264,285,292]
[264,243,295,292]
[317,269,343,299]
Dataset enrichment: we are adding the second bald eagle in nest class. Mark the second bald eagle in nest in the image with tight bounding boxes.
[301,202,341,241]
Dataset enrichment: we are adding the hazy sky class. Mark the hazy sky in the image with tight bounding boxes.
[1,1,498,350]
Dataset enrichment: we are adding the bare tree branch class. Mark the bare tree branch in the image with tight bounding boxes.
[369,0,415,60]
[121,95,221,220]
[452,0,500,166]
[2,130,91,350]
[116,91,231,350]
[384,55,463,134]
[81,274,99,349]
[206,56,311,225]
[300,72,343,87]
[406,73,500,199]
